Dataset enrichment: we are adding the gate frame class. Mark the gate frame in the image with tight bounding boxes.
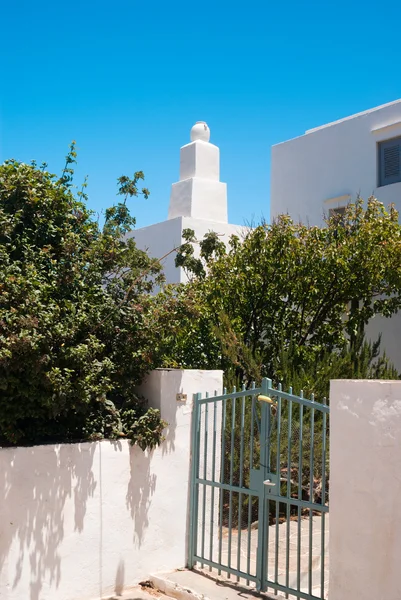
[188,378,329,599]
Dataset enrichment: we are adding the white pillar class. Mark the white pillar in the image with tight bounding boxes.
[329,379,401,600]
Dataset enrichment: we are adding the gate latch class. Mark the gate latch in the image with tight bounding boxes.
[258,395,277,405]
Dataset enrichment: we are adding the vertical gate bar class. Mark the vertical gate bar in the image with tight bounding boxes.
[227,388,236,578]
[200,395,209,567]
[218,391,227,575]
[274,500,279,596]
[321,396,328,598]
[321,521,326,599]
[274,387,282,593]
[236,390,246,581]
[188,393,201,569]
[209,394,217,570]
[308,505,313,596]
[247,384,256,584]
[247,492,252,585]
[285,391,293,597]
[250,387,256,470]
[297,395,304,593]
[265,383,272,588]
[308,395,315,596]
[257,377,271,592]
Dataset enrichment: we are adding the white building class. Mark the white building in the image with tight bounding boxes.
[271,99,401,369]
[128,122,245,284]
[271,98,401,224]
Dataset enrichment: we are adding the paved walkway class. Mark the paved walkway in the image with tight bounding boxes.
[198,514,329,599]
[152,570,269,600]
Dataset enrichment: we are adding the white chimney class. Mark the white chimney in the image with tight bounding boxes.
[168,121,228,223]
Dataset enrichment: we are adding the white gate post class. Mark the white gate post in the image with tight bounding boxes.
[329,379,401,600]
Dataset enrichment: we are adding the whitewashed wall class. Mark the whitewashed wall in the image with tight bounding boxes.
[127,217,184,285]
[128,216,246,286]
[329,379,401,600]
[0,369,223,600]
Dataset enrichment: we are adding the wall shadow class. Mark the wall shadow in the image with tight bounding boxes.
[160,392,178,456]
[126,394,182,546]
[0,443,96,600]
[127,373,180,545]
[114,558,125,596]
[125,447,157,547]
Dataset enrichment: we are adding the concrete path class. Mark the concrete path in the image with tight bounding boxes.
[153,514,329,600]
[219,514,329,598]
[151,570,263,600]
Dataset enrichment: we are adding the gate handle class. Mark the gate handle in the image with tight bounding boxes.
[263,479,276,487]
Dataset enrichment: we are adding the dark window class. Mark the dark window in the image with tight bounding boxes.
[329,206,346,219]
[378,137,401,187]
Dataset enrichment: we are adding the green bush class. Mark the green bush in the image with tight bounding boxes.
[174,201,401,387]
[0,148,191,448]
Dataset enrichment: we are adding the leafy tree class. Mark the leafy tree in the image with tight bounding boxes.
[173,202,401,521]
[0,145,191,447]
[174,199,401,393]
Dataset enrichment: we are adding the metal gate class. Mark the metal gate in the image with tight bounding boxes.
[189,378,329,600]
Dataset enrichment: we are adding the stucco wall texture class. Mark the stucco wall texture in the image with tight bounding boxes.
[329,379,401,600]
[0,369,223,600]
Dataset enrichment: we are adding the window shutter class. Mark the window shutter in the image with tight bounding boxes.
[379,138,401,186]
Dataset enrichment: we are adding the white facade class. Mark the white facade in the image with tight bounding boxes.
[128,122,245,284]
[329,379,401,600]
[271,99,401,370]
[271,99,401,225]
[0,369,223,600]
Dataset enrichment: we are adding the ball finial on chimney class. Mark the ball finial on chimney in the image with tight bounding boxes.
[190,121,210,143]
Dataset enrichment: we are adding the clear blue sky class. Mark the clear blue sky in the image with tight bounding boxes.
[1,0,401,228]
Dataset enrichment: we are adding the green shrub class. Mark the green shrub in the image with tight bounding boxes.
[0,148,191,448]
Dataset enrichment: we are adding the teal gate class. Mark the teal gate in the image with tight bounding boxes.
[189,378,329,600]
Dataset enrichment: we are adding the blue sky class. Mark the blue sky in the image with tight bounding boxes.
[1,0,401,228]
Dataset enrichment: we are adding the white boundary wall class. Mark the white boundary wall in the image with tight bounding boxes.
[329,379,401,600]
[0,369,223,600]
